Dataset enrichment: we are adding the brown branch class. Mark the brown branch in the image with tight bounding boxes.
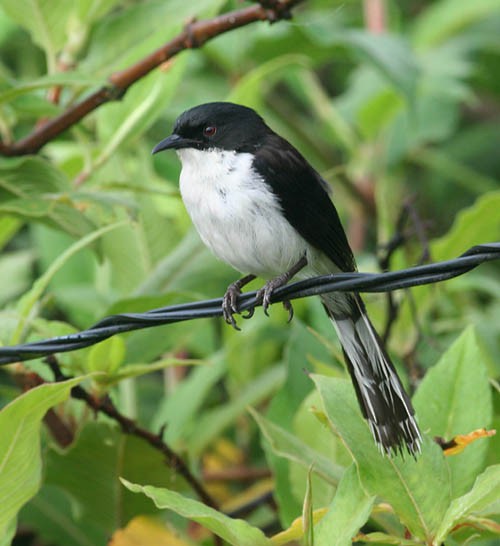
[0,0,304,157]
[363,0,386,34]
[45,356,219,511]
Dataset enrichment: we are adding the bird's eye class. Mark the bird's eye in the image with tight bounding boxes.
[203,126,217,137]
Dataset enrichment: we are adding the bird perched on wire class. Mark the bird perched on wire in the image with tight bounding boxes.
[153,102,422,457]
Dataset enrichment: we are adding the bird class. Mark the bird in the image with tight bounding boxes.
[152,101,422,457]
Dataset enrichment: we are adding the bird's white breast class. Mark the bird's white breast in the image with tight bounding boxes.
[177,148,308,278]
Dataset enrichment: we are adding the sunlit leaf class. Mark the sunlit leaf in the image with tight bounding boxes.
[413,327,493,496]
[413,0,500,48]
[250,408,343,485]
[315,464,374,546]
[0,72,105,104]
[87,335,127,375]
[12,221,127,344]
[122,480,273,546]
[436,465,500,542]
[0,0,75,70]
[95,58,187,164]
[271,508,328,546]
[109,515,192,546]
[188,364,285,456]
[431,191,500,261]
[0,157,96,238]
[0,377,86,546]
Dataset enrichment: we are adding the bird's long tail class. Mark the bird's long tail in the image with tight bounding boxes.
[322,292,422,456]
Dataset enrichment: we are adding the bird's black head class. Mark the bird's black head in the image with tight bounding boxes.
[152,102,270,155]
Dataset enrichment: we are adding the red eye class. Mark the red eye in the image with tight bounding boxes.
[203,126,217,137]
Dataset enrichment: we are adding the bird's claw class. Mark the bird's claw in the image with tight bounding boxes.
[242,308,255,320]
[222,284,242,331]
[221,274,257,330]
[283,299,294,322]
[256,281,294,321]
[222,267,299,329]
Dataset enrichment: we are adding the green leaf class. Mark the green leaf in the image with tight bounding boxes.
[44,422,185,543]
[413,327,493,496]
[436,465,500,542]
[431,190,500,261]
[0,156,67,193]
[228,54,310,109]
[302,465,314,546]
[294,68,357,152]
[81,0,224,73]
[150,352,226,444]
[122,480,273,546]
[95,57,187,165]
[0,377,85,545]
[265,321,331,525]
[356,532,421,544]
[315,465,375,546]
[0,215,22,250]
[20,485,99,546]
[0,0,75,70]
[413,0,500,48]
[340,31,420,101]
[12,221,127,344]
[0,250,33,306]
[86,336,127,375]
[95,356,204,387]
[0,72,105,104]
[288,389,349,510]
[313,375,451,541]
[188,364,286,456]
[357,88,404,139]
[0,157,96,238]
[411,148,497,195]
[75,0,123,24]
[250,408,343,485]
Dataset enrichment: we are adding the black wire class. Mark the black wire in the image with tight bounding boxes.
[1,242,498,365]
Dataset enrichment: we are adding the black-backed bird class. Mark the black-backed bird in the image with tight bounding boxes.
[152,102,422,456]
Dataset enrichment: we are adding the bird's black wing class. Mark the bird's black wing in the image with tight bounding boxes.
[252,133,356,273]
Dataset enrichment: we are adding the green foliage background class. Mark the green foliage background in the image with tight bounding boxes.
[0,1,499,545]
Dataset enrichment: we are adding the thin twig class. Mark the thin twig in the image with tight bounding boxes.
[0,0,304,157]
[378,198,431,345]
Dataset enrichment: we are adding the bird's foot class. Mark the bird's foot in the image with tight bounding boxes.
[222,274,256,330]
[255,275,294,322]
[255,256,307,320]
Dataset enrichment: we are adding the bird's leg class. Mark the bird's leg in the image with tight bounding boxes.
[256,255,308,320]
[222,274,256,330]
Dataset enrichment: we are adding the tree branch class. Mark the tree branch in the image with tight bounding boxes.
[0,0,304,157]
[45,355,219,511]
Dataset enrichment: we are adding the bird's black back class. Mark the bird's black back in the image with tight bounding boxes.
[253,133,356,273]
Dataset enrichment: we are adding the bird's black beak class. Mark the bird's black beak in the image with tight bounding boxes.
[152,133,185,154]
